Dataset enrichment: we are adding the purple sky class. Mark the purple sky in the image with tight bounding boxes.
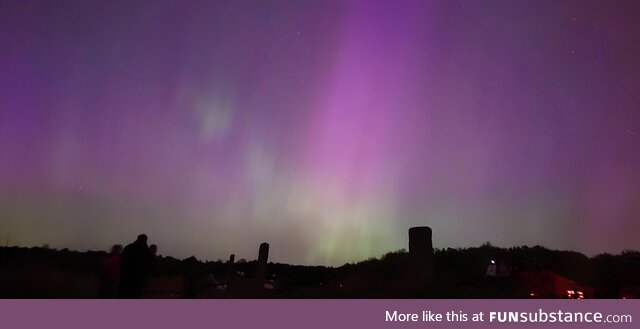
[1,0,639,265]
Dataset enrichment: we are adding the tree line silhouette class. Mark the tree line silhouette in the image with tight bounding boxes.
[0,242,638,298]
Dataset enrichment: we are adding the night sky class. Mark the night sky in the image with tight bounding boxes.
[1,0,640,265]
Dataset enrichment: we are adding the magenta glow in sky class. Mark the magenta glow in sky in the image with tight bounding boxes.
[1,0,639,265]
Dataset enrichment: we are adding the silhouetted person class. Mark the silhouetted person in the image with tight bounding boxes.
[148,244,160,276]
[99,244,122,298]
[119,234,153,298]
[149,244,158,257]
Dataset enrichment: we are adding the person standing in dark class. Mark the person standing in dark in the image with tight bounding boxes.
[119,234,153,298]
[148,244,159,275]
[149,244,158,257]
[99,244,122,298]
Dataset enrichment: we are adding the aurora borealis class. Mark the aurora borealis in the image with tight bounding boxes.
[1,0,639,265]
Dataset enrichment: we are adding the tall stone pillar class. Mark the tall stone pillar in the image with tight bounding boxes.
[408,226,433,284]
[256,242,269,279]
[227,254,236,281]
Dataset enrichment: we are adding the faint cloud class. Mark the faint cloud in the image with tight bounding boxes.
[193,94,235,140]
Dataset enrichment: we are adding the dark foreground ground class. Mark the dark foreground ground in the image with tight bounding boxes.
[1,245,639,298]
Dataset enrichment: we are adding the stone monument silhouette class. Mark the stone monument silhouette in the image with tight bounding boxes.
[256,242,269,279]
[408,226,433,285]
